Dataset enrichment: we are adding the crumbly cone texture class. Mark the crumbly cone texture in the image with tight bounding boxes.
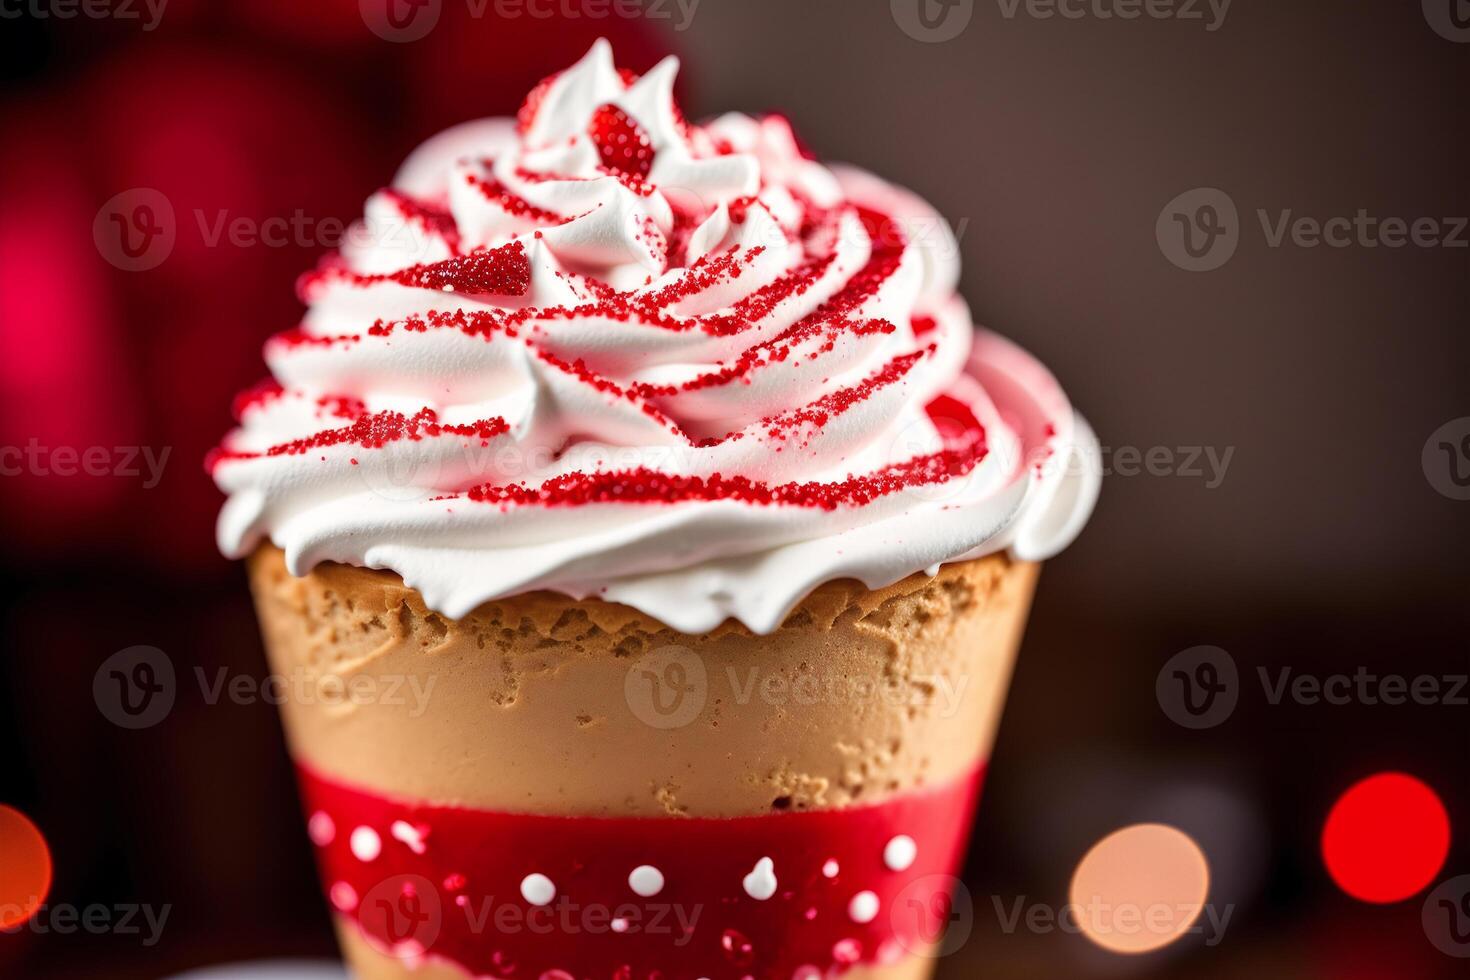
[336,920,940,980]
[250,545,1036,818]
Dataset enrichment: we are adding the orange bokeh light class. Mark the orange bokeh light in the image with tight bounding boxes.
[0,805,53,929]
[1069,823,1211,955]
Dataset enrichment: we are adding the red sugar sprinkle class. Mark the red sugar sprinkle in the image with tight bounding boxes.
[382,189,461,252]
[302,241,531,299]
[464,173,564,224]
[463,442,985,512]
[209,408,509,473]
[755,348,930,442]
[388,241,531,296]
[516,71,560,135]
[232,379,284,422]
[587,104,655,179]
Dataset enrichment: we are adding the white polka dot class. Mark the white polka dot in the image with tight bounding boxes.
[307,811,335,847]
[329,881,358,912]
[848,890,880,924]
[520,872,556,906]
[349,826,381,862]
[628,864,665,897]
[611,917,629,933]
[391,820,428,855]
[822,858,840,878]
[742,857,778,901]
[884,834,917,872]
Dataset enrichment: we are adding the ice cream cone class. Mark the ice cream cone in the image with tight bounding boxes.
[248,545,1038,978]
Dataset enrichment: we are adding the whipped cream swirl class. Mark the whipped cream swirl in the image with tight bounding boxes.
[211,40,1099,633]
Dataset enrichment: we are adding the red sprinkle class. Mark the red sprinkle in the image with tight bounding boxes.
[209,408,509,473]
[463,441,985,512]
[587,104,655,179]
[301,241,531,299]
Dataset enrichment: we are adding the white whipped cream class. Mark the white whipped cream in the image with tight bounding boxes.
[212,40,1099,634]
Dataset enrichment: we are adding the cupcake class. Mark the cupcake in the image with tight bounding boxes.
[211,40,1098,980]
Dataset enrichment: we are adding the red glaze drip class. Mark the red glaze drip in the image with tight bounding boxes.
[298,763,984,979]
[925,395,983,449]
[588,104,655,179]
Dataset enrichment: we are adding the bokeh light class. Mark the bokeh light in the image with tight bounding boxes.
[1069,823,1209,955]
[0,805,53,929]
[1322,772,1450,904]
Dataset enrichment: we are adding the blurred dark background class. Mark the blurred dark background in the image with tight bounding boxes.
[1,0,1466,977]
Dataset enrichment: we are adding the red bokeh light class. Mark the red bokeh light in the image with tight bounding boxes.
[1322,772,1451,904]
